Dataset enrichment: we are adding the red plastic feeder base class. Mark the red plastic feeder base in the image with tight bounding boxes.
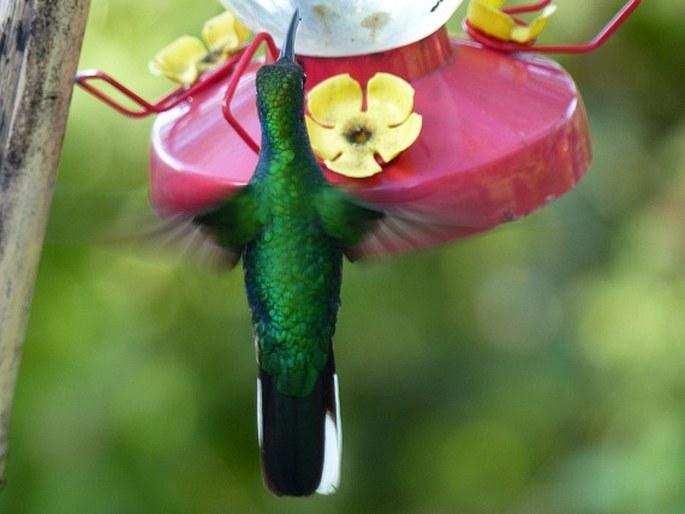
[150,27,591,255]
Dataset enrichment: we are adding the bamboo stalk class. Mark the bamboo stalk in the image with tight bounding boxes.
[0,0,91,485]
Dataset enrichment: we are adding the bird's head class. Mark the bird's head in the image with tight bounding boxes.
[256,10,306,124]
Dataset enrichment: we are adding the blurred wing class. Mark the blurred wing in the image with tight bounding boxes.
[45,185,251,270]
[192,185,261,267]
[346,206,488,259]
[314,187,383,254]
[316,184,492,260]
[144,214,244,269]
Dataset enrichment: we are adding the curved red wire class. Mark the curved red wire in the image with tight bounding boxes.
[464,0,641,54]
[504,0,552,16]
[221,32,279,154]
[74,33,278,154]
[75,46,250,118]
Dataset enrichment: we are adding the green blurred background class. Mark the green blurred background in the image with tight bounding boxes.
[2,1,684,512]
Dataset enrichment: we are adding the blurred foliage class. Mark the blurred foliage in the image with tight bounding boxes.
[2,1,684,513]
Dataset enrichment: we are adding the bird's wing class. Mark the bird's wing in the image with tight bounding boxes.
[314,185,489,261]
[347,206,488,259]
[192,185,262,267]
[314,186,383,253]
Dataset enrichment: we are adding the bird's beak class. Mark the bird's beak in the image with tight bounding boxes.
[278,9,300,62]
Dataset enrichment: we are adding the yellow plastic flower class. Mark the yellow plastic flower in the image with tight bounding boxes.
[149,10,250,85]
[305,73,422,178]
[467,0,557,44]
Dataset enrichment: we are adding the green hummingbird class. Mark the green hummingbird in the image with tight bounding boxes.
[194,11,382,496]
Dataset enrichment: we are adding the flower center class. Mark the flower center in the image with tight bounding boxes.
[346,125,373,145]
[198,48,225,69]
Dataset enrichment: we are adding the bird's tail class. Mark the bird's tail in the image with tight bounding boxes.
[257,342,341,496]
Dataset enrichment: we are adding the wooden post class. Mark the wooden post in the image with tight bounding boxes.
[0,0,91,484]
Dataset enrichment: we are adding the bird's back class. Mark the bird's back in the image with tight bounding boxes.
[244,152,343,397]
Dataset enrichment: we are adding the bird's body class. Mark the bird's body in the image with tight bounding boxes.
[194,12,380,496]
[245,70,342,399]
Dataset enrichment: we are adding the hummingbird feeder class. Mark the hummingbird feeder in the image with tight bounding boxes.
[76,0,641,256]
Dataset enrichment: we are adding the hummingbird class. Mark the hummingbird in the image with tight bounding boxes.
[194,11,382,496]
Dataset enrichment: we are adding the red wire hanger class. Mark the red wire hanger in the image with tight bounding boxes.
[463,0,641,53]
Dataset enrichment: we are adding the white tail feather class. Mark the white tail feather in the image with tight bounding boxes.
[316,373,342,495]
[256,378,263,448]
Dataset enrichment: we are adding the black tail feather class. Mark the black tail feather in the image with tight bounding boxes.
[258,343,340,496]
